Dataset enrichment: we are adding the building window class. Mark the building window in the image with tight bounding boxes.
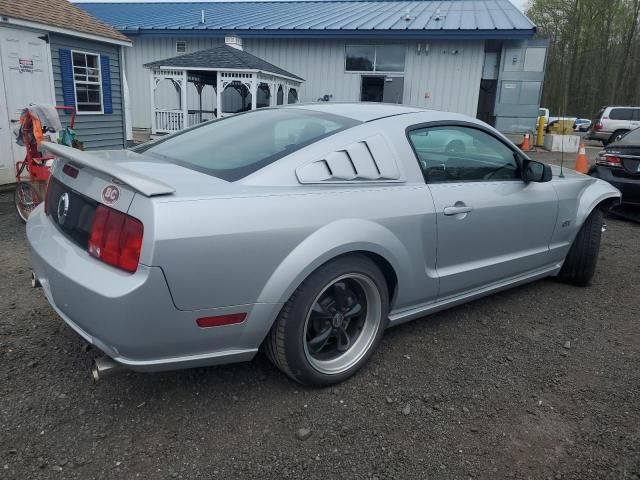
[345,45,405,73]
[176,41,187,53]
[72,51,103,113]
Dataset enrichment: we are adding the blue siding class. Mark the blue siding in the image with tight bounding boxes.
[50,34,125,150]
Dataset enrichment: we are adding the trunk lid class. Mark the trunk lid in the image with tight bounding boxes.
[605,145,640,177]
[39,143,232,260]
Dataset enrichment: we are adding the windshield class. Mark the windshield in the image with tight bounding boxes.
[593,108,604,122]
[134,108,360,181]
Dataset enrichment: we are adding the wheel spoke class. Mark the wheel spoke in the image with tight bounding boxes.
[311,302,332,319]
[333,282,351,311]
[344,303,363,319]
[335,327,351,352]
[307,327,332,354]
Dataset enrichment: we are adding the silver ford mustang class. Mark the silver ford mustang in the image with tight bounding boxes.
[28,104,620,386]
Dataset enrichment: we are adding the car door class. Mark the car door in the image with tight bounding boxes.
[407,123,558,298]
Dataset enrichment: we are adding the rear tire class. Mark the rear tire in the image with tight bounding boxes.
[264,254,389,386]
[558,209,604,286]
[14,181,42,223]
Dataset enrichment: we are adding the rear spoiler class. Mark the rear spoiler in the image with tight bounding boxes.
[40,142,175,197]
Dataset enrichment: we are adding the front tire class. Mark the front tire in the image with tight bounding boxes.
[264,254,389,386]
[558,209,604,286]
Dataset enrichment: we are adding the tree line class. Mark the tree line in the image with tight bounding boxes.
[526,0,640,118]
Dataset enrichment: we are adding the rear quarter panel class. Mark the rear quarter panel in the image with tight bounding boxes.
[130,116,440,313]
[139,186,436,311]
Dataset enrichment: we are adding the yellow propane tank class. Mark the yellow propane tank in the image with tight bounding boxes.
[536,116,545,147]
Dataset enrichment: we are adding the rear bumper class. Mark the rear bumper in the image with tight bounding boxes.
[587,131,608,141]
[589,166,640,205]
[27,206,282,372]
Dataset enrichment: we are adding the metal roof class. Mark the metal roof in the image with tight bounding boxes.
[145,45,304,80]
[78,1,536,39]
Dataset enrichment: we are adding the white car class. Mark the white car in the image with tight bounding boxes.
[588,106,640,144]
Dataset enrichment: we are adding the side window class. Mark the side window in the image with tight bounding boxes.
[408,126,520,183]
[634,109,640,121]
[609,108,633,121]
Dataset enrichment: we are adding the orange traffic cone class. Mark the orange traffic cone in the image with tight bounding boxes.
[520,133,533,151]
[575,143,589,173]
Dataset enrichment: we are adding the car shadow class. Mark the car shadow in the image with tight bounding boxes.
[89,276,564,394]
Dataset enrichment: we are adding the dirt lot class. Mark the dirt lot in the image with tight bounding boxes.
[1,175,639,479]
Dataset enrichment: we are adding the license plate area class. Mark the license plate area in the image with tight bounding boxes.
[47,177,98,248]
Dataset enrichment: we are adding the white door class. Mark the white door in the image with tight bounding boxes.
[0,27,55,185]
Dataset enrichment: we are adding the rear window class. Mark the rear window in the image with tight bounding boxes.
[609,108,634,121]
[134,108,360,181]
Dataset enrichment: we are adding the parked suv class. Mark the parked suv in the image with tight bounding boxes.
[588,106,640,145]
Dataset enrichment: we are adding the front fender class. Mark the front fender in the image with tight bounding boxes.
[575,177,621,226]
[256,218,413,306]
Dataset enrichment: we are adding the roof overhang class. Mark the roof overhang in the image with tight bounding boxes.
[121,28,535,41]
[149,65,303,83]
[0,16,132,46]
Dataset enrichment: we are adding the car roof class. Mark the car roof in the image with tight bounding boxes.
[286,102,427,122]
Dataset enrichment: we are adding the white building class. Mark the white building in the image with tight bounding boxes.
[80,0,547,139]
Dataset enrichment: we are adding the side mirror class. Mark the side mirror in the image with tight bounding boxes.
[522,160,552,183]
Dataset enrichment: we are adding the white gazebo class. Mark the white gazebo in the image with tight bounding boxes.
[145,38,304,134]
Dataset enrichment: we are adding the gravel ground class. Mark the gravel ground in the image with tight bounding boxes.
[1,181,639,479]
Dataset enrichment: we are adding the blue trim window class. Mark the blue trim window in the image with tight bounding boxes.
[72,50,104,113]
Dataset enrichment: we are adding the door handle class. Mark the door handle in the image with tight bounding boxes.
[443,204,473,216]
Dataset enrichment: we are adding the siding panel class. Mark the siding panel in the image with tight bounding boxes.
[50,33,125,150]
[126,37,484,130]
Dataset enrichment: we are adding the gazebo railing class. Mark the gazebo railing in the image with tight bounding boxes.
[154,109,184,133]
[151,67,303,134]
[188,109,217,125]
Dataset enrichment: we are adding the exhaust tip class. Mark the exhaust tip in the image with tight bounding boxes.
[31,271,41,289]
[90,362,100,382]
[91,356,124,382]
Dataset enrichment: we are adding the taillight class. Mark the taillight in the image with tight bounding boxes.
[596,154,622,167]
[88,205,143,273]
[595,122,603,131]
